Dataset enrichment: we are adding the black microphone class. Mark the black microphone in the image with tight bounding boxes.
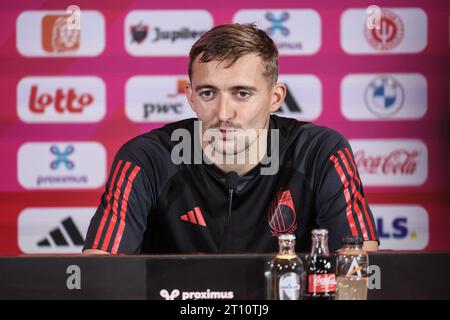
[219,171,239,253]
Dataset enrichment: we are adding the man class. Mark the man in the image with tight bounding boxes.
[83,24,378,255]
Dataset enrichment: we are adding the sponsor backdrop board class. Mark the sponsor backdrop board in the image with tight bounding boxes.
[0,0,448,254]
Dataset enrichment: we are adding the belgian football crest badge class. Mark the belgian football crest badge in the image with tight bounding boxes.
[268,188,298,237]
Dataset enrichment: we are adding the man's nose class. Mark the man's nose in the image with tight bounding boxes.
[217,95,235,122]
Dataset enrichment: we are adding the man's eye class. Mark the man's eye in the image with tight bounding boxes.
[236,91,251,99]
[200,90,214,98]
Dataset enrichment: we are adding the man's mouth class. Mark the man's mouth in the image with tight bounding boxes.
[219,128,237,140]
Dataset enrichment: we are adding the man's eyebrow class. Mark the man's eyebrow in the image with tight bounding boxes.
[194,85,217,92]
[230,85,257,92]
[194,85,258,92]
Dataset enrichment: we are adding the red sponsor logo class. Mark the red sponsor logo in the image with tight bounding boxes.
[29,85,93,114]
[42,15,80,53]
[364,9,404,51]
[354,149,419,176]
[180,207,207,227]
[267,188,297,237]
[308,274,336,293]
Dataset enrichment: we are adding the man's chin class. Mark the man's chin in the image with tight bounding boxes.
[210,141,240,155]
[214,148,252,159]
[214,148,237,157]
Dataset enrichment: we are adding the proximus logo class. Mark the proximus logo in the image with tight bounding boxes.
[160,289,180,300]
[159,288,234,300]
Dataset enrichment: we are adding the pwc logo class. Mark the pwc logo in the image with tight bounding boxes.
[371,205,429,250]
[233,9,321,55]
[16,10,105,57]
[18,207,94,254]
[350,139,428,186]
[341,8,427,54]
[17,77,106,123]
[275,75,322,121]
[125,76,196,122]
[17,142,106,189]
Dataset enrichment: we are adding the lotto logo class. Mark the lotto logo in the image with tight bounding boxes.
[29,85,93,113]
[17,77,106,123]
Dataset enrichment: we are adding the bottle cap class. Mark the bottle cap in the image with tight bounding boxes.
[278,233,296,241]
[342,235,364,245]
[311,229,328,236]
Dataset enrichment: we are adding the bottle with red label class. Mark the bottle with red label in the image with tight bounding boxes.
[305,229,336,300]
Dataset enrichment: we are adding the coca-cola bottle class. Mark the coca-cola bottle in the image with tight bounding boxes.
[265,234,305,300]
[305,229,336,300]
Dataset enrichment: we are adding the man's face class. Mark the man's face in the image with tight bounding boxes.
[187,53,285,156]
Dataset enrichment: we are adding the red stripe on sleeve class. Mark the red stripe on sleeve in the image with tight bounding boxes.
[101,161,132,252]
[338,150,369,240]
[344,148,361,185]
[357,193,377,240]
[111,165,141,254]
[93,160,123,249]
[343,148,377,240]
[330,155,358,237]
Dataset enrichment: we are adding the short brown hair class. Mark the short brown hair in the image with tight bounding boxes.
[188,23,279,86]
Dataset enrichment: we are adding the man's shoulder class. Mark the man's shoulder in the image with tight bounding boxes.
[271,114,345,149]
[299,122,345,146]
[274,116,351,189]
[120,118,195,153]
[116,118,196,166]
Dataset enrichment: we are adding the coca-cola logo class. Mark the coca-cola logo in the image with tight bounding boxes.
[355,149,419,175]
[312,274,335,287]
[29,85,93,114]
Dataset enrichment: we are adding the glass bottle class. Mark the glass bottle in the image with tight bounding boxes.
[265,234,305,300]
[305,229,336,300]
[336,236,369,300]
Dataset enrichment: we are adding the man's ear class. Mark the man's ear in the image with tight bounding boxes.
[186,82,196,113]
[270,82,286,113]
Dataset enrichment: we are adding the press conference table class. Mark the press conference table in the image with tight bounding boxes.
[0,252,449,299]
